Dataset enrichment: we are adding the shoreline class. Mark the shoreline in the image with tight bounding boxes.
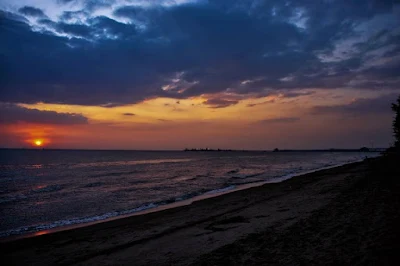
[3,155,398,265]
[0,158,369,241]
[0,158,382,265]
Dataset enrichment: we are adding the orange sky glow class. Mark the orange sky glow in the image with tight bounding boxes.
[0,89,394,150]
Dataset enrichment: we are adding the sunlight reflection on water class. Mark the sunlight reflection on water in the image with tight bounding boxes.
[71,158,193,168]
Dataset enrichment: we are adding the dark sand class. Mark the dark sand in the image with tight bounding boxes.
[1,156,399,265]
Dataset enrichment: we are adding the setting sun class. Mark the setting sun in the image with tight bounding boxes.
[34,140,43,146]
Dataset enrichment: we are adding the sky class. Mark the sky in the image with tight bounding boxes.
[0,0,399,150]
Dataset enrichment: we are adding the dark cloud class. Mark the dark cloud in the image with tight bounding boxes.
[246,99,275,107]
[57,0,77,4]
[58,1,113,11]
[203,98,240,109]
[256,117,300,124]
[38,15,137,40]
[18,6,46,18]
[122,113,135,116]
[84,0,114,12]
[0,103,88,125]
[56,22,92,37]
[59,10,88,22]
[279,91,315,98]
[89,16,137,38]
[310,93,399,115]
[1,1,400,107]
[113,5,140,19]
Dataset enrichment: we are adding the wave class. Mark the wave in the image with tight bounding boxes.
[71,158,193,169]
[31,185,63,194]
[1,185,64,205]
[89,170,144,178]
[82,182,104,188]
[0,194,28,205]
[226,169,239,174]
[0,158,194,171]
[0,185,235,238]
[263,159,367,184]
[0,203,158,238]
[172,175,198,182]
[204,185,236,195]
[230,172,265,179]
[0,176,38,182]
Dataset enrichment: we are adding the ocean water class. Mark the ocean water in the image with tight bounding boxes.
[0,149,379,238]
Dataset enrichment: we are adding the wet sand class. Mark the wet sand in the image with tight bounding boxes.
[1,156,399,265]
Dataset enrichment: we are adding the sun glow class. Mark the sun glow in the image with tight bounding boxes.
[34,140,43,146]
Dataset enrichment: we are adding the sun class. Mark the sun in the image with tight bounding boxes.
[34,140,43,147]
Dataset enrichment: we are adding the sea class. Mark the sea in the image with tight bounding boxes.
[0,149,379,238]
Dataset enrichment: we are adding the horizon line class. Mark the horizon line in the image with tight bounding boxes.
[0,147,387,152]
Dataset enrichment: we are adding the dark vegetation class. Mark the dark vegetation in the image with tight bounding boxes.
[184,148,382,152]
[383,94,400,154]
[392,95,400,149]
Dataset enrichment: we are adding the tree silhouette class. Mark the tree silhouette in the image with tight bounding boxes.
[392,95,400,148]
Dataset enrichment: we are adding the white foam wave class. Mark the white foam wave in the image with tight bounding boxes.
[0,203,158,238]
[204,185,236,195]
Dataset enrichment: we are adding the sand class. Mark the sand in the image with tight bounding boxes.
[1,156,399,265]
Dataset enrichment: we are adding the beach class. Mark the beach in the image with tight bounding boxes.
[1,156,399,265]
[2,1,400,265]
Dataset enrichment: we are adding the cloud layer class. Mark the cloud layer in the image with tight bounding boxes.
[310,93,397,116]
[0,103,88,124]
[0,0,399,108]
